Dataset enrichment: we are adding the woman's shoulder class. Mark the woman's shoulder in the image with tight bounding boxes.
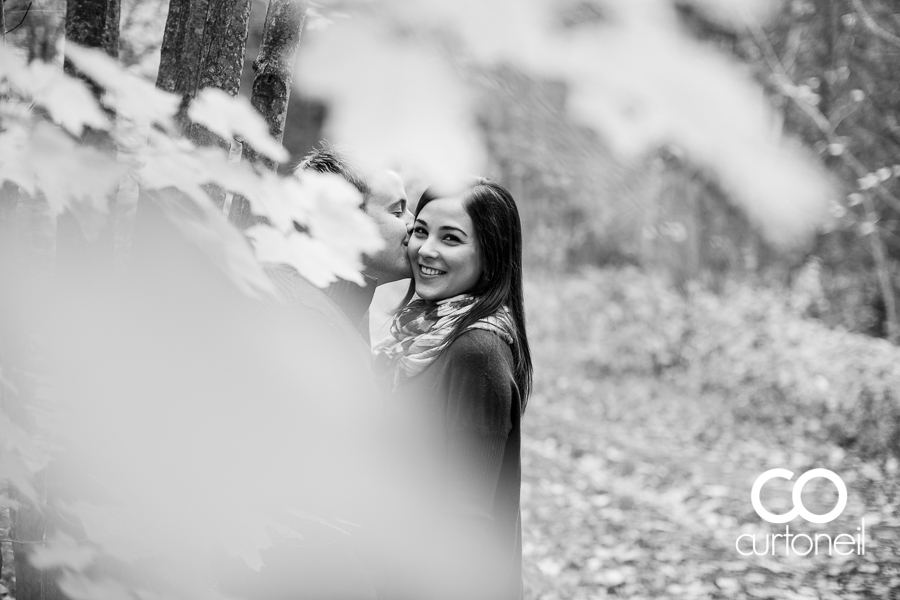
[443,328,514,371]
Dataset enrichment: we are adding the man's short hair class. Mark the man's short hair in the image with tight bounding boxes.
[294,142,370,204]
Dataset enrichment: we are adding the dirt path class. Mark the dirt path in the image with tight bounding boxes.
[520,369,900,599]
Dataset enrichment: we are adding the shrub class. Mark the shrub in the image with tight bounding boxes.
[528,267,900,461]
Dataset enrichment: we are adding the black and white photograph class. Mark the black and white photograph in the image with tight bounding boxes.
[1,0,899,599]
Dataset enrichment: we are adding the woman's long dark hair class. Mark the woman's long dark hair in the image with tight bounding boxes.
[401,178,533,406]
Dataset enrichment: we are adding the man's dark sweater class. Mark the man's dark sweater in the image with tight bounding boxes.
[214,265,379,600]
[324,276,378,345]
[383,329,523,600]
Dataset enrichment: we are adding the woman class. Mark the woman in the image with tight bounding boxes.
[374,178,532,600]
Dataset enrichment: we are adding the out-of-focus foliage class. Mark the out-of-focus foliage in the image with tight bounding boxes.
[0,38,383,600]
[0,44,381,290]
[296,0,835,244]
[532,266,900,462]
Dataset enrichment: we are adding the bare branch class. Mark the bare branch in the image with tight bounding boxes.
[742,15,900,215]
[850,0,900,51]
[862,193,900,343]
[5,2,33,35]
[742,11,900,341]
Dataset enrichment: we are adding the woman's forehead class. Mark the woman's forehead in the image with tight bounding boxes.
[418,196,472,227]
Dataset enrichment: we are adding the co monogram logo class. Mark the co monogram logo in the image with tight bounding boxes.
[751,468,847,524]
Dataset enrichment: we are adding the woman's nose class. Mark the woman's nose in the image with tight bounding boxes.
[419,237,439,258]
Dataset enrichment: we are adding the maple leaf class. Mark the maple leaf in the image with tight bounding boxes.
[65,44,180,128]
[0,47,108,136]
[0,451,39,505]
[30,535,97,571]
[247,226,367,287]
[0,122,38,194]
[58,573,139,600]
[29,61,109,136]
[0,45,32,92]
[188,88,289,163]
[138,132,222,206]
[30,126,122,240]
[301,171,382,250]
[242,170,382,288]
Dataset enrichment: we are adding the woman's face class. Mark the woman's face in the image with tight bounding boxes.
[408,196,483,302]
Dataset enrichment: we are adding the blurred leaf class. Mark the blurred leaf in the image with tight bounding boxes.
[31,126,121,238]
[31,535,97,571]
[65,44,180,128]
[58,573,139,600]
[138,133,222,205]
[28,61,110,136]
[157,190,277,299]
[0,451,38,505]
[189,88,288,162]
[247,226,365,287]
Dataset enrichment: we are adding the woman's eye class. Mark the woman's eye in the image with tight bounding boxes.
[413,226,427,236]
[442,234,461,244]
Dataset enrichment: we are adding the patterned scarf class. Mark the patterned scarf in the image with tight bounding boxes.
[373,294,515,391]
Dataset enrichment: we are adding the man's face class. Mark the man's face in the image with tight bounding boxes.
[363,171,414,284]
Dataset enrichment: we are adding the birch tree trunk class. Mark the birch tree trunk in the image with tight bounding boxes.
[229,0,307,230]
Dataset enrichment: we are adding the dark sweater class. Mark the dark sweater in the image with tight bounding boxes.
[214,265,379,600]
[323,275,378,345]
[385,329,523,600]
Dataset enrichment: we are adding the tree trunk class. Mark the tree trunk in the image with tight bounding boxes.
[1,0,7,45]
[64,0,120,75]
[153,0,252,210]
[229,0,307,230]
[191,0,253,146]
[157,0,211,134]
[155,0,252,142]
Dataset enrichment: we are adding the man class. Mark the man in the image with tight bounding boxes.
[213,146,413,600]
[295,144,414,344]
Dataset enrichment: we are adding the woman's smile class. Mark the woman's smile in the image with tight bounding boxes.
[418,264,446,277]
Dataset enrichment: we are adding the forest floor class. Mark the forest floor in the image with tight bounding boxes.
[520,274,900,599]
